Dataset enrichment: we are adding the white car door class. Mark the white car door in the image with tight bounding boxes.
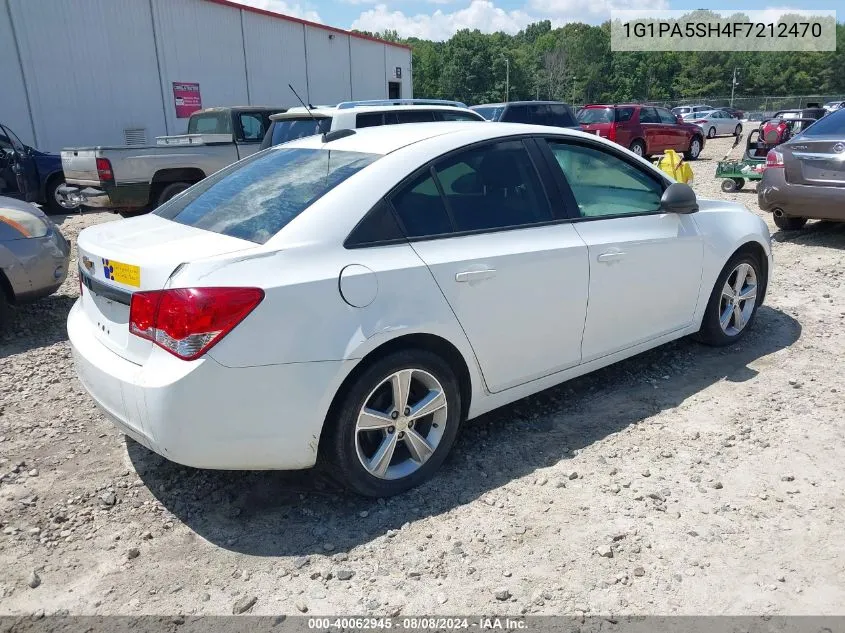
[390,139,590,393]
[540,137,704,362]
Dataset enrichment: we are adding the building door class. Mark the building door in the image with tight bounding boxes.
[388,82,401,99]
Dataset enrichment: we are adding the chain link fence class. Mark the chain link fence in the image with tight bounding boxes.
[643,95,845,120]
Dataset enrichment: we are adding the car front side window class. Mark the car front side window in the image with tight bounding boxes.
[545,140,664,218]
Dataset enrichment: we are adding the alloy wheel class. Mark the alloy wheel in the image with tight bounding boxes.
[719,262,757,336]
[355,368,448,480]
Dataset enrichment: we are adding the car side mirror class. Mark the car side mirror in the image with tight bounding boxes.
[660,182,698,214]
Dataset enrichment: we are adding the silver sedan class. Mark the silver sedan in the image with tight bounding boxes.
[0,196,70,328]
[683,110,743,138]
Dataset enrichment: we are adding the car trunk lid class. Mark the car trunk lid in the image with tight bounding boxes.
[76,215,258,365]
[785,140,845,186]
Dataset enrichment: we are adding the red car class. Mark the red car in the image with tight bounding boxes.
[577,104,705,160]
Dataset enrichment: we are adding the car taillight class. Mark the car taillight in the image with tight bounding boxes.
[96,158,114,182]
[765,150,784,168]
[694,119,708,124]
[129,287,264,361]
[608,123,617,142]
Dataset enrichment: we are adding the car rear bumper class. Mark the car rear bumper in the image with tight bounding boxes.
[758,169,845,220]
[67,299,353,470]
[57,185,111,209]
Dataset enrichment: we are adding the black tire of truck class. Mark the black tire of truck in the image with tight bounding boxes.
[156,182,192,208]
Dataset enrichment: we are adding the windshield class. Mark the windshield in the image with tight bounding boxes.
[577,108,613,124]
[797,108,845,137]
[270,118,332,146]
[471,106,505,121]
[155,147,379,244]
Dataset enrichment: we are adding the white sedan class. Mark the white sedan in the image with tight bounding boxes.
[683,110,743,138]
[69,122,772,497]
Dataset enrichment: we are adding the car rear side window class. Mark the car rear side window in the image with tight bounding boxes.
[615,107,635,123]
[188,112,231,135]
[577,108,613,124]
[269,118,332,146]
[155,148,379,244]
[656,108,677,124]
[434,140,552,232]
[472,106,505,121]
[356,113,384,128]
[638,107,659,123]
[391,170,453,238]
[435,111,484,122]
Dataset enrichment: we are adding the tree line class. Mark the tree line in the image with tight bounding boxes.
[358,19,845,107]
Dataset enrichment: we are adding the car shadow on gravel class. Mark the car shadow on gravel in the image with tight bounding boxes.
[0,294,76,357]
[773,220,845,250]
[127,305,801,557]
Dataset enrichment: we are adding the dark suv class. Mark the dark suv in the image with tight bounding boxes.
[470,101,580,128]
[577,104,705,160]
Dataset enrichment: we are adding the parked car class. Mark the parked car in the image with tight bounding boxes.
[758,107,845,231]
[718,107,745,120]
[58,106,286,215]
[0,196,70,328]
[823,101,845,114]
[69,121,771,497]
[578,104,705,159]
[469,101,579,128]
[1,124,70,214]
[773,108,827,121]
[682,110,743,138]
[260,100,485,149]
[671,104,713,117]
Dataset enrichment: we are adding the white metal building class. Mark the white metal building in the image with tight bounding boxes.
[1,0,413,152]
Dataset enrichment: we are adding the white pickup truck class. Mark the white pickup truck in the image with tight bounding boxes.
[58,106,284,215]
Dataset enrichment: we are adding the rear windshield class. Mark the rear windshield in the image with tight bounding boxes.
[577,108,613,124]
[269,117,332,147]
[187,112,231,135]
[797,109,845,136]
[472,106,505,121]
[155,147,379,244]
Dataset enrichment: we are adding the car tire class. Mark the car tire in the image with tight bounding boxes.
[695,250,765,347]
[43,175,71,215]
[629,140,646,157]
[734,124,742,136]
[684,136,703,160]
[707,126,716,139]
[322,349,462,497]
[156,182,191,208]
[773,213,807,231]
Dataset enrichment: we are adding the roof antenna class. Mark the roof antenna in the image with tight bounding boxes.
[288,83,319,126]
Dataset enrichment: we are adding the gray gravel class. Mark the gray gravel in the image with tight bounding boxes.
[1,137,844,615]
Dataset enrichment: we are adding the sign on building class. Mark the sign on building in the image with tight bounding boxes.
[172,82,202,118]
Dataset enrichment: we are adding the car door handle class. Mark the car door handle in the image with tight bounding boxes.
[597,251,626,263]
[455,269,496,282]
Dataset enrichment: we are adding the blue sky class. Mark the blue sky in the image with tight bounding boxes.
[237,0,840,40]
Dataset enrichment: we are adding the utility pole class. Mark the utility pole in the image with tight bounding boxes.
[730,67,739,107]
[571,75,577,105]
[503,57,510,102]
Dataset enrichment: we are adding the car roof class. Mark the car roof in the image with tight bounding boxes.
[472,101,570,107]
[272,104,479,120]
[277,121,596,156]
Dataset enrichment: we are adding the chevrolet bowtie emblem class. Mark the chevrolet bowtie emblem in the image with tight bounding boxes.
[82,256,94,273]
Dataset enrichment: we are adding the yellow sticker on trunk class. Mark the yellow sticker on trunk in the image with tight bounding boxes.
[101,258,141,288]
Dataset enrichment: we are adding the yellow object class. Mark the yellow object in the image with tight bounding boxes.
[102,258,141,287]
[654,149,694,184]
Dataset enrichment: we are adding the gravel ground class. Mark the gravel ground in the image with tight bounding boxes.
[1,134,844,617]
